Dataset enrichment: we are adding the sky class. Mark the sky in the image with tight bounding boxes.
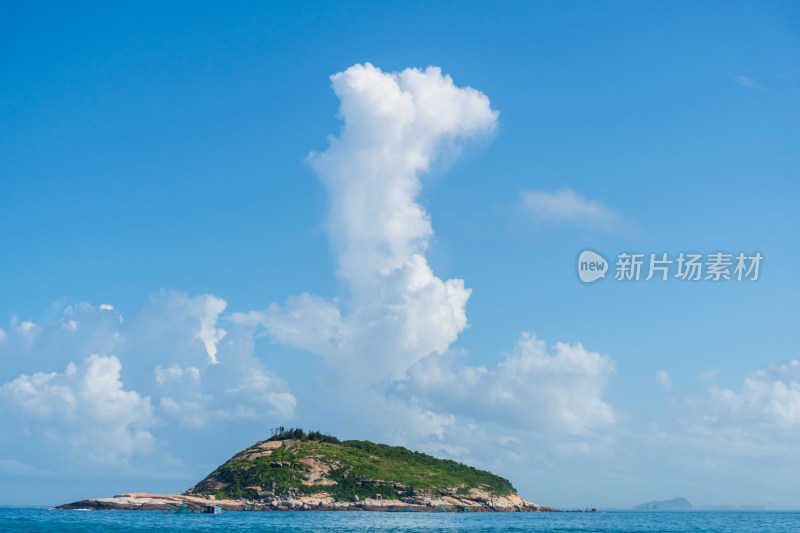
[1,1,799,509]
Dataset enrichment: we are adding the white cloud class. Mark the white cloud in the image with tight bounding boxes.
[191,295,227,365]
[224,367,297,419]
[609,360,800,501]
[657,370,673,390]
[521,187,624,232]
[734,75,766,91]
[0,64,620,492]
[233,293,343,356]
[17,321,37,334]
[311,63,497,286]
[711,360,800,429]
[398,333,616,436]
[0,293,296,470]
[241,64,618,460]
[0,355,156,463]
[258,63,496,381]
[154,364,200,385]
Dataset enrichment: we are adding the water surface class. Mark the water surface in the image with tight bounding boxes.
[1,508,798,532]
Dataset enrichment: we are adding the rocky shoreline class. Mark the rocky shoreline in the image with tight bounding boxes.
[56,492,558,512]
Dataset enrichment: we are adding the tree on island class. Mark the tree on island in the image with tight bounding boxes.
[268,426,341,444]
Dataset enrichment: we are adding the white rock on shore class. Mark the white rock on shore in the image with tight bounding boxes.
[56,491,556,512]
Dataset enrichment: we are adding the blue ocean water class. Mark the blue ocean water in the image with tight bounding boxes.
[1,508,799,533]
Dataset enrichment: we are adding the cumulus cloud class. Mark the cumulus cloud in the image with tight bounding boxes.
[629,360,800,485]
[397,333,616,436]
[521,187,624,232]
[255,63,496,380]
[238,64,618,457]
[0,64,619,488]
[311,63,497,285]
[614,360,800,497]
[154,364,200,385]
[0,354,155,463]
[711,360,800,429]
[0,292,295,472]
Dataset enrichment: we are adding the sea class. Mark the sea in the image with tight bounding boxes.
[1,509,799,533]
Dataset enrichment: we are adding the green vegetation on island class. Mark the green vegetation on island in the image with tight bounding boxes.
[187,427,516,502]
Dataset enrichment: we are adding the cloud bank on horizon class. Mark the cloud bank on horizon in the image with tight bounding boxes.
[0,63,798,501]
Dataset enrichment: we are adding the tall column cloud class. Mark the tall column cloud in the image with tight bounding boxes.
[246,64,617,450]
[253,63,498,379]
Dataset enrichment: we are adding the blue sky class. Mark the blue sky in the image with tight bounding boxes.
[1,1,799,509]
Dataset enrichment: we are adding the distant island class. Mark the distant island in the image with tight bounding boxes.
[634,497,693,510]
[633,498,768,511]
[57,428,556,512]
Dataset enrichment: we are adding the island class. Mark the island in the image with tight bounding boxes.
[634,497,693,510]
[57,428,556,512]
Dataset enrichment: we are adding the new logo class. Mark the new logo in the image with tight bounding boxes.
[578,250,608,283]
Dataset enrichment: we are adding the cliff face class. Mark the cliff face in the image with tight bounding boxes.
[58,433,556,512]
